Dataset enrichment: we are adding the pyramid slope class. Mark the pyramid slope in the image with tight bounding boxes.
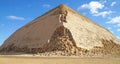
[0,4,120,56]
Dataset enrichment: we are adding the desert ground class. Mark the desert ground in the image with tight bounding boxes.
[0,55,120,64]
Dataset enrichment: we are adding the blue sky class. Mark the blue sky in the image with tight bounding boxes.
[0,0,120,45]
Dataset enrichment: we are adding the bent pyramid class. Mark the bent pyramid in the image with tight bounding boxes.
[0,4,120,56]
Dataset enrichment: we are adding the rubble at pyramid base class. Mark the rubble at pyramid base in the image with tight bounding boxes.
[0,26,120,56]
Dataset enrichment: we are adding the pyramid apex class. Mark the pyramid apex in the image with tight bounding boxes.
[54,4,76,15]
[57,4,67,8]
[57,4,70,10]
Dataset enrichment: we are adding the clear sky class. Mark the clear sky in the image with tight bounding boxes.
[0,0,120,45]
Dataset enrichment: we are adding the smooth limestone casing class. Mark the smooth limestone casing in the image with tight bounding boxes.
[63,10,119,50]
[1,8,62,49]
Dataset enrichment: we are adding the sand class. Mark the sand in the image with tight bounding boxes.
[0,56,120,64]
